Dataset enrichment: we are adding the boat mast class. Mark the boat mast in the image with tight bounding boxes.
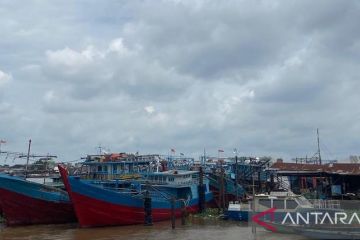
[97,144,103,155]
[25,139,32,178]
[234,148,238,201]
[203,148,206,166]
[317,128,322,165]
[0,139,6,153]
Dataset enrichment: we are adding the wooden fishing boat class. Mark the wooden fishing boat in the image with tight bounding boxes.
[0,173,76,226]
[59,164,213,227]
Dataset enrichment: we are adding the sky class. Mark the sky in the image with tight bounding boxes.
[1,0,360,164]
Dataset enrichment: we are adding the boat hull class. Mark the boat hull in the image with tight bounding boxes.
[224,209,249,221]
[59,166,212,227]
[0,174,76,226]
[70,191,199,227]
[0,188,76,226]
[294,226,360,239]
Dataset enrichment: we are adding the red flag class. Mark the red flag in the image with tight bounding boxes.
[0,140,6,144]
[171,148,175,153]
[218,149,224,153]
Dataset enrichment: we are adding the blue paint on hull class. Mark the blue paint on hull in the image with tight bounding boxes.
[68,176,213,210]
[0,174,70,203]
[225,210,249,221]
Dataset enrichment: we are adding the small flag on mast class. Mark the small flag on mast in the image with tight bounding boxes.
[218,149,224,153]
[180,153,184,156]
[0,140,6,144]
[171,148,176,153]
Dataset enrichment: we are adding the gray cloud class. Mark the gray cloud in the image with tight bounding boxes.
[1,0,360,163]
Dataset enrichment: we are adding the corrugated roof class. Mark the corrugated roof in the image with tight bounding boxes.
[271,162,360,175]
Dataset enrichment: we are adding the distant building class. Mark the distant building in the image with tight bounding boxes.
[270,160,360,199]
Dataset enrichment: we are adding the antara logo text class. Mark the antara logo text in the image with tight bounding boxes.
[252,208,360,232]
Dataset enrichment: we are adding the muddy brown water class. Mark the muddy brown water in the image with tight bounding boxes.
[0,218,307,240]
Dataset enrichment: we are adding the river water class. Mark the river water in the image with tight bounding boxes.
[0,218,307,240]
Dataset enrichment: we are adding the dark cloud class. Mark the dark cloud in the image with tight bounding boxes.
[1,0,360,162]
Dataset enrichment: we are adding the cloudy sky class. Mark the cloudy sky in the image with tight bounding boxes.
[1,0,360,163]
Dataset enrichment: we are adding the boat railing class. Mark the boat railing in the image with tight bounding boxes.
[145,179,199,186]
[311,199,341,209]
[80,173,142,181]
[146,184,190,205]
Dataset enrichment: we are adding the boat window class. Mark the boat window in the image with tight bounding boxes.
[258,199,272,208]
[286,200,298,209]
[97,166,102,172]
[273,199,285,209]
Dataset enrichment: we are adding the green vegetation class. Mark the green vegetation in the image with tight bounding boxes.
[192,208,222,219]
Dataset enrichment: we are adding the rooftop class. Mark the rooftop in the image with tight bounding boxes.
[271,160,360,175]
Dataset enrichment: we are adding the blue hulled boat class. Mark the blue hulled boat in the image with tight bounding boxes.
[0,173,76,226]
[59,156,213,227]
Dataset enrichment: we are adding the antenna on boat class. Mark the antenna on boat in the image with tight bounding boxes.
[317,128,322,165]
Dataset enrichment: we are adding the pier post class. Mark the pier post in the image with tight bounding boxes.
[171,197,176,229]
[220,167,226,212]
[258,171,261,193]
[235,154,238,201]
[198,166,206,213]
[144,188,153,226]
[181,200,186,225]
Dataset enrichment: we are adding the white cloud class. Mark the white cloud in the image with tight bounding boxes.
[144,105,155,114]
[0,70,11,86]
[108,38,131,55]
[45,46,104,68]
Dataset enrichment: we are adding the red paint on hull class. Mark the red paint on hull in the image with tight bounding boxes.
[71,192,198,227]
[58,165,202,228]
[0,188,76,226]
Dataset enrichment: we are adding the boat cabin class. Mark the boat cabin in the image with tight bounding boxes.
[82,154,160,180]
[254,191,314,212]
[145,170,198,186]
